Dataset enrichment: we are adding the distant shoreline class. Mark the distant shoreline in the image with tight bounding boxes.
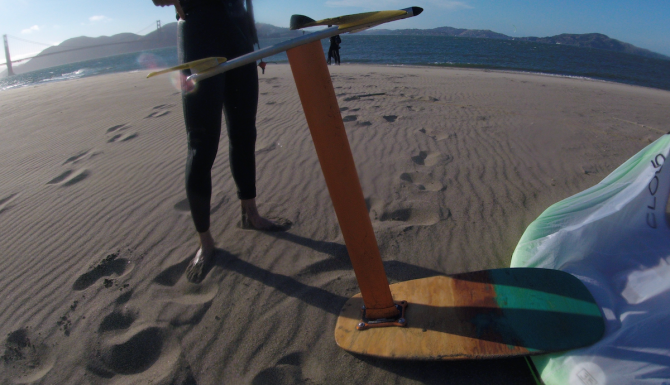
[3,35,670,92]
[3,21,666,79]
[1,62,659,94]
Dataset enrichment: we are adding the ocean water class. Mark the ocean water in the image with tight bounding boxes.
[2,35,669,92]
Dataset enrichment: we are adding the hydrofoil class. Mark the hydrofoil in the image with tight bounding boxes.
[148,6,604,360]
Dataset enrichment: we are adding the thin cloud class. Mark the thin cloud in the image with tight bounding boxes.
[426,0,472,9]
[89,15,111,22]
[21,25,40,34]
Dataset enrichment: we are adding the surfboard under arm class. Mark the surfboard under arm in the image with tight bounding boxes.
[185,6,422,83]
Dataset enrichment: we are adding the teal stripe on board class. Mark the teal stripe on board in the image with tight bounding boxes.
[490,275,601,317]
[484,269,604,352]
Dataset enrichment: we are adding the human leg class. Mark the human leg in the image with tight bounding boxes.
[327,46,334,64]
[179,10,230,280]
[222,63,289,231]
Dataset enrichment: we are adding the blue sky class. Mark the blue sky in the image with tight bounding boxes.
[3,0,669,59]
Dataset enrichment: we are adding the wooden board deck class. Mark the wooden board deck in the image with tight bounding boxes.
[335,268,604,360]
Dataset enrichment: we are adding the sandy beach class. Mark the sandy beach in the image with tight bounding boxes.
[1,64,669,384]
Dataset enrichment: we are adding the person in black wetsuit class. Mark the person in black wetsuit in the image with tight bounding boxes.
[327,34,341,65]
[152,0,287,282]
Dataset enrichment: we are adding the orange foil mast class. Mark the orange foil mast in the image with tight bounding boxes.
[287,41,400,320]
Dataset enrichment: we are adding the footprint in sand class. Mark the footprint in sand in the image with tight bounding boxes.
[86,322,186,382]
[400,171,444,192]
[115,290,133,305]
[153,258,220,304]
[383,115,398,123]
[367,196,442,228]
[62,149,101,165]
[2,328,56,384]
[379,206,441,227]
[152,104,175,110]
[343,92,386,102]
[252,352,308,385]
[411,151,452,167]
[0,193,19,215]
[255,141,280,155]
[150,260,219,326]
[106,124,129,133]
[98,308,139,333]
[46,169,90,187]
[99,325,167,374]
[406,105,425,112]
[145,110,171,119]
[405,95,439,102]
[86,280,196,382]
[87,297,196,383]
[419,128,457,141]
[108,132,138,143]
[72,252,134,291]
[365,196,385,222]
[342,115,357,123]
[153,259,191,287]
[148,104,175,117]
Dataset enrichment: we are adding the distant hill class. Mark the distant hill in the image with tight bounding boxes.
[519,33,668,60]
[256,23,302,39]
[3,22,305,76]
[9,23,179,75]
[3,22,667,77]
[362,28,669,61]
[362,26,509,40]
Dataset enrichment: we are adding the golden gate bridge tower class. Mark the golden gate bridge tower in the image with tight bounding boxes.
[3,34,13,77]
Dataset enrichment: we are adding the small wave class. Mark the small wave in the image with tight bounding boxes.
[38,68,99,84]
[1,83,25,91]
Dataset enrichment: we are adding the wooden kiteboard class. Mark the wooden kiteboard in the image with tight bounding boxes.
[335,268,604,360]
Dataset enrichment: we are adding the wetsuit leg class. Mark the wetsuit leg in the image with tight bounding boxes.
[222,62,258,201]
[179,3,258,233]
[327,45,334,63]
[182,74,225,233]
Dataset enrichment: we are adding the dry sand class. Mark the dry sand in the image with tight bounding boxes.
[1,64,669,384]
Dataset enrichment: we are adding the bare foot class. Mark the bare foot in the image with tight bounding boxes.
[186,247,214,283]
[240,198,291,232]
[186,230,215,283]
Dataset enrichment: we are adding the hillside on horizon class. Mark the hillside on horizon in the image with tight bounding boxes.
[362,27,670,61]
[3,22,667,76]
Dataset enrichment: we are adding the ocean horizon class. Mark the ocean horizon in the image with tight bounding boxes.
[2,34,669,92]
